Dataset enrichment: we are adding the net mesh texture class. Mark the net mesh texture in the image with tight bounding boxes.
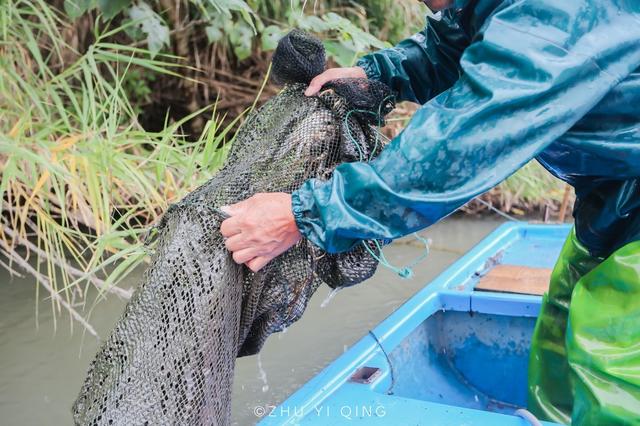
[72,30,395,426]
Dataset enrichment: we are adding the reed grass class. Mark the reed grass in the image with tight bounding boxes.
[0,0,238,336]
[491,161,572,217]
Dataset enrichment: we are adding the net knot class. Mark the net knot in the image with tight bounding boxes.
[397,267,414,279]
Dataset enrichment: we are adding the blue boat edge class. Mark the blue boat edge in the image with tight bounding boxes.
[258,222,572,425]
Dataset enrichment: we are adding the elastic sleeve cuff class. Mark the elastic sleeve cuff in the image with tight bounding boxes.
[291,186,325,250]
[356,56,382,82]
[290,189,308,228]
[292,179,360,253]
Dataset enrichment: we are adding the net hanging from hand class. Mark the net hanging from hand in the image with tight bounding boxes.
[72,30,395,426]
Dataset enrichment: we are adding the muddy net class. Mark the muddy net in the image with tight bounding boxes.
[72,30,395,426]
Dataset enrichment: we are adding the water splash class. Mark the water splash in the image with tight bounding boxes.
[320,288,341,308]
[278,325,288,339]
[257,354,269,393]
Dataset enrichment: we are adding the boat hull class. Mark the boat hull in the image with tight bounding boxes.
[259,223,570,425]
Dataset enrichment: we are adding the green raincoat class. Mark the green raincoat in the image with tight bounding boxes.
[290,0,640,424]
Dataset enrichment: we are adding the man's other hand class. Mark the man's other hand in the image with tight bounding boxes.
[220,193,302,272]
[304,66,367,96]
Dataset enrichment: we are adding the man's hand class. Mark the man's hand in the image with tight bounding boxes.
[220,193,302,272]
[304,66,367,96]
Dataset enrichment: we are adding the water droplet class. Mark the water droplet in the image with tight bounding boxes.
[257,354,269,393]
[320,288,341,308]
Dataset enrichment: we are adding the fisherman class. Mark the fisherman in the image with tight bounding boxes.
[220,1,640,424]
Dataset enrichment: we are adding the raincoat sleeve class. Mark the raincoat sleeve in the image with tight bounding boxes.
[292,1,640,253]
[356,11,469,104]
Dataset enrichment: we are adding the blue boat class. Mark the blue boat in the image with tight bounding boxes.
[259,223,571,425]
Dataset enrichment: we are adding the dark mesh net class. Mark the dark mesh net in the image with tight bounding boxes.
[271,29,325,85]
[324,79,395,124]
[72,31,394,426]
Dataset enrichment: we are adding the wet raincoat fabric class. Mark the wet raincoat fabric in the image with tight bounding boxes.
[289,0,640,424]
[291,0,640,256]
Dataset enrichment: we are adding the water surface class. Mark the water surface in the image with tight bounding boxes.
[0,217,503,425]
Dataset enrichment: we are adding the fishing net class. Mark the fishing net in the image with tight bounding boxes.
[72,30,395,426]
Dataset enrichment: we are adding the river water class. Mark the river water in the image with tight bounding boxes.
[0,217,503,425]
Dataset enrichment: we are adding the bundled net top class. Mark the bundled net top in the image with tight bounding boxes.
[73,30,395,426]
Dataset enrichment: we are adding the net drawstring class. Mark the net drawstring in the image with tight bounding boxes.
[362,234,431,279]
[342,94,395,162]
[343,97,431,280]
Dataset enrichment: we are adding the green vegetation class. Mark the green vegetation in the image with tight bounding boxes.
[43,0,425,136]
[0,0,237,334]
[57,0,424,62]
[489,161,572,218]
[0,0,570,332]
